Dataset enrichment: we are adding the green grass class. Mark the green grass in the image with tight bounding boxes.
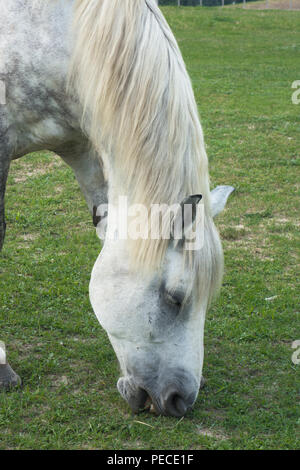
[0,7,299,450]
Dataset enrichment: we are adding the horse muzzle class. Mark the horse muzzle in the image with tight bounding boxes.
[117,371,198,418]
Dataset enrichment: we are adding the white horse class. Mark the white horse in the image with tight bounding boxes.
[0,0,234,417]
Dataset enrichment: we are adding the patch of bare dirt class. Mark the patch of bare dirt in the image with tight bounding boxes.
[196,426,229,441]
[20,233,39,242]
[49,375,69,388]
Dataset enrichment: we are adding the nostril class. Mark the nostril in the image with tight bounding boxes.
[174,395,188,416]
[164,391,188,417]
[117,378,149,413]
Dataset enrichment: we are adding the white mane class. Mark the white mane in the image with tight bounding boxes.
[69,0,223,302]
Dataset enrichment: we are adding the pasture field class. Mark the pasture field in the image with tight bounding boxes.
[0,7,299,450]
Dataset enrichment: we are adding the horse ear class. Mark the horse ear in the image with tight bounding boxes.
[210,186,235,218]
[171,194,202,241]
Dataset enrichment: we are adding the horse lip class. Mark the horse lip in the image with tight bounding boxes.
[139,387,163,415]
[117,377,163,414]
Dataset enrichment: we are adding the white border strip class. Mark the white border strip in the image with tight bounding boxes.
[0,341,6,365]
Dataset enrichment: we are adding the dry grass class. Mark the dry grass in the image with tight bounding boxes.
[241,0,300,10]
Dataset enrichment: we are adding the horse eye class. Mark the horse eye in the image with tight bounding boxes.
[164,291,183,308]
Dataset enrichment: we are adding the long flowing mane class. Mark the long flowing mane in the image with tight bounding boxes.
[69,0,223,302]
